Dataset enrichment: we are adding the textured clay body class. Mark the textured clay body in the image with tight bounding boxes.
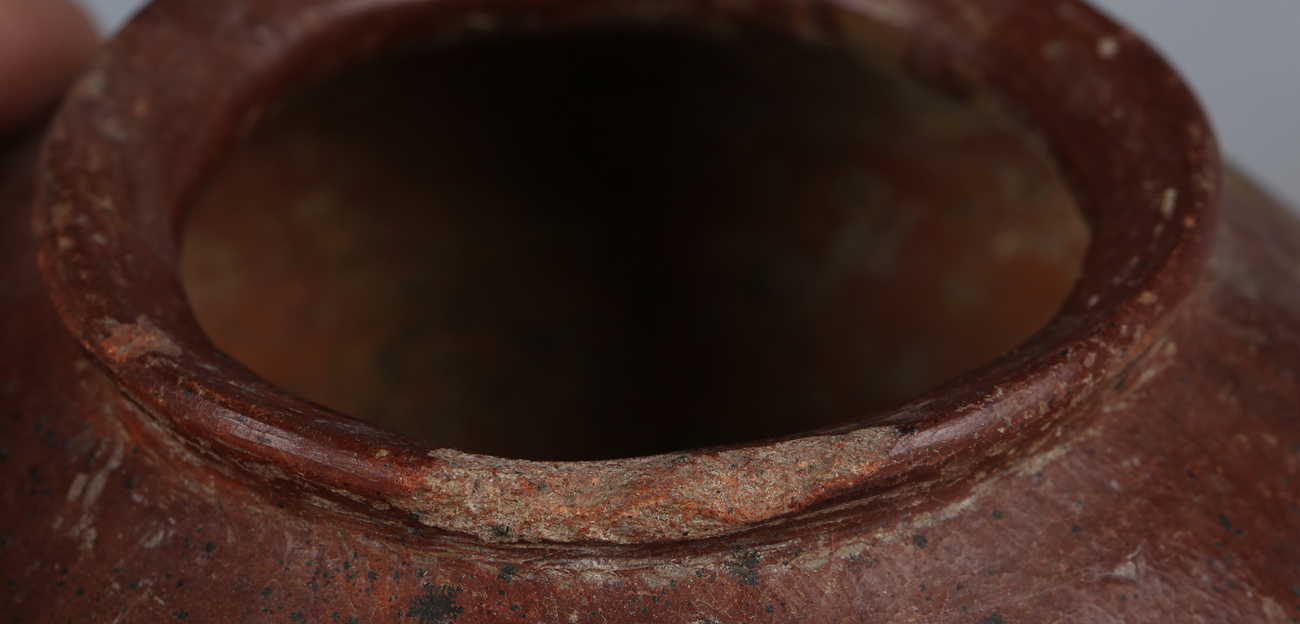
[2,0,1299,621]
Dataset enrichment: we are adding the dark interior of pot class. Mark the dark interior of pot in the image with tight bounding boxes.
[180,26,1088,461]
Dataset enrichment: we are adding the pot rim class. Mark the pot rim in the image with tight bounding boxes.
[33,0,1219,544]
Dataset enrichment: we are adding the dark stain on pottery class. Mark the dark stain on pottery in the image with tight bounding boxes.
[722,548,761,586]
[407,586,464,623]
[1219,514,1245,536]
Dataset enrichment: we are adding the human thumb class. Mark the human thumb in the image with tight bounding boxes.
[0,0,98,135]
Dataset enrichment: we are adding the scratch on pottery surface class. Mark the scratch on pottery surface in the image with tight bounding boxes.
[101,315,181,361]
[1128,339,1180,392]
[140,527,167,549]
[1160,187,1178,218]
[63,442,125,553]
[1016,421,1108,478]
[1109,560,1138,581]
[66,472,89,502]
[864,477,993,547]
[85,442,125,509]
[1262,597,1290,622]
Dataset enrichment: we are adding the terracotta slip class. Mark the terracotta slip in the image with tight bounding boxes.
[2,0,1299,621]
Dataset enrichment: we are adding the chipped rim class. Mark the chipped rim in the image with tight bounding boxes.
[33,0,1219,544]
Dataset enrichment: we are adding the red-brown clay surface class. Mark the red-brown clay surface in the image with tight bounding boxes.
[178,29,1087,461]
[3,0,1299,621]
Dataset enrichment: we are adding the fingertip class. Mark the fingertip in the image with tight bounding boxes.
[0,0,100,134]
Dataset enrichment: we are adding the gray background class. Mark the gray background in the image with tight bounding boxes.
[77,0,1300,210]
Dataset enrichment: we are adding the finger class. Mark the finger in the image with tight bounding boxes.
[0,0,99,134]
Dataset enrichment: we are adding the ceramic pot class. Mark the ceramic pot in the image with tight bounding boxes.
[3,0,1299,620]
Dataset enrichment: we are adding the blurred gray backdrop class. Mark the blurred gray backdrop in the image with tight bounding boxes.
[78,0,1300,210]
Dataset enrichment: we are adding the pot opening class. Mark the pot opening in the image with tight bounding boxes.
[180,26,1088,461]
